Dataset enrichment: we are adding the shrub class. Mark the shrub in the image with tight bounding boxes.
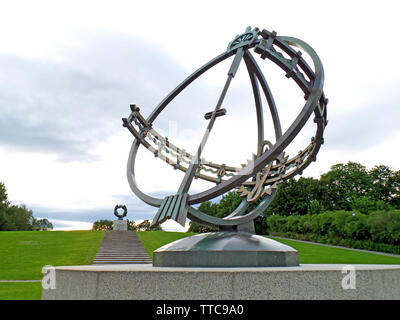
[286,215,301,233]
[368,211,400,244]
[298,215,313,233]
[92,219,113,230]
[266,215,286,233]
[308,199,324,215]
[265,209,400,253]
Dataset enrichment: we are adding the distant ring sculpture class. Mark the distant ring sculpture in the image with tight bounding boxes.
[114,205,127,220]
[122,27,328,231]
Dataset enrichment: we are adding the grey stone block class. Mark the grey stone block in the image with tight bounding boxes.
[41,264,400,300]
[113,220,127,231]
[97,270,233,300]
[153,232,299,267]
[42,270,98,300]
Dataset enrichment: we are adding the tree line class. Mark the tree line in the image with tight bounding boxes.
[92,219,161,231]
[266,211,400,254]
[264,162,400,216]
[188,162,400,253]
[0,182,53,231]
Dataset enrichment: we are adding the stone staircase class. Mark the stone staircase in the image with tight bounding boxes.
[93,231,152,264]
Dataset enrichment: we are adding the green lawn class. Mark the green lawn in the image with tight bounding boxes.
[267,236,400,265]
[0,230,105,280]
[136,231,400,265]
[136,231,196,259]
[1,230,400,300]
[0,282,42,300]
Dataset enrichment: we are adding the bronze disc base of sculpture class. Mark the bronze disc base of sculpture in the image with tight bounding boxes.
[153,232,299,267]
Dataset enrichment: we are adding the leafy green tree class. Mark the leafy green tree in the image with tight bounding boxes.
[92,219,113,230]
[3,205,35,231]
[308,199,324,215]
[319,162,372,210]
[188,221,217,233]
[198,201,218,216]
[350,196,392,214]
[188,201,218,233]
[0,181,51,231]
[368,211,400,244]
[369,165,394,201]
[137,219,151,231]
[188,192,244,233]
[141,219,162,231]
[343,213,369,240]
[0,182,9,209]
[0,207,14,230]
[254,215,268,235]
[152,224,162,231]
[369,165,400,208]
[264,177,321,216]
[184,161,400,249]
[216,192,242,218]
[32,218,53,231]
[389,170,400,208]
[127,220,137,231]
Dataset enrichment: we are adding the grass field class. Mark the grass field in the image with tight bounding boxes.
[0,230,105,300]
[0,230,105,280]
[267,236,400,265]
[136,231,196,259]
[136,231,400,265]
[1,230,400,300]
[0,282,42,300]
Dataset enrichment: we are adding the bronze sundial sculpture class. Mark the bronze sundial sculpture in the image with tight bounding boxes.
[122,27,327,267]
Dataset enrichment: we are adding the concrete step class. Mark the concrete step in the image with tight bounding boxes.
[93,260,152,263]
[92,261,152,264]
[93,231,152,265]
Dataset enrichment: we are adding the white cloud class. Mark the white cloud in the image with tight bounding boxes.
[49,218,93,231]
[1,0,400,230]
[160,220,189,233]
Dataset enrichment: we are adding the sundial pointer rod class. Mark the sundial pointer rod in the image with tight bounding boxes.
[177,47,245,196]
[152,47,245,227]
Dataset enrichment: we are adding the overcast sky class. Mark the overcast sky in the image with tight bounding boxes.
[0,0,399,231]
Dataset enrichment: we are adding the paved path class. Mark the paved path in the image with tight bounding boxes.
[93,231,152,264]
[269,235,400,258]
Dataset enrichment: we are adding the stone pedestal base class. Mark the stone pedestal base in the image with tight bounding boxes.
[113,220,127,231]
[41,264,400,300]
[153,232,298,267]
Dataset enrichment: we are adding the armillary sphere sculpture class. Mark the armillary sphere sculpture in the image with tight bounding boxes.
[122,27,328,267]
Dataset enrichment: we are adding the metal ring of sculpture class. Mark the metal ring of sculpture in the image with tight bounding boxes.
[122,27,328,230]
[114,204,128,220]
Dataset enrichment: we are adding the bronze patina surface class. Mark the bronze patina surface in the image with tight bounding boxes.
[122,27,327,266]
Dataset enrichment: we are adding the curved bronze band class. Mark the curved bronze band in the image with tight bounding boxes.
[125,28,327,227]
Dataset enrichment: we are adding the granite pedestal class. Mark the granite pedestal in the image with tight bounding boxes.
[153,232,299,267]
[41,264,400,300]
[113,220,127,231]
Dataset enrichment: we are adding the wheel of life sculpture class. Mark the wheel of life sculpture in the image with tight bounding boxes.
[114,204,127,220]
[122,27,328,232]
